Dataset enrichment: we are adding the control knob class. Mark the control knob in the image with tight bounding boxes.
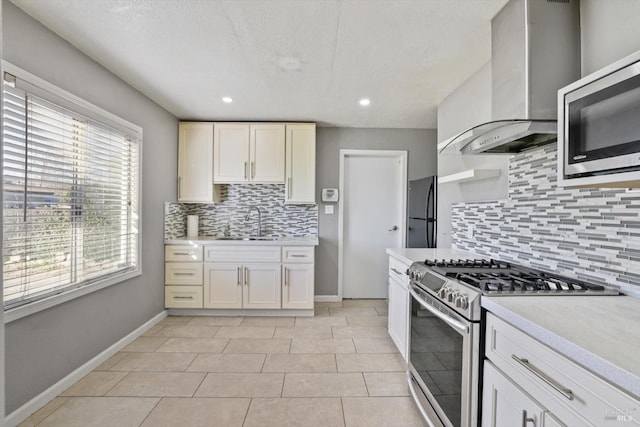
[437,286,448,299]
[447,290,459,303]
[455,294,469,310]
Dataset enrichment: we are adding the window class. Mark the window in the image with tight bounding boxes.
[2,64,141,316]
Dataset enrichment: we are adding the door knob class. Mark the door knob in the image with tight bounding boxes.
[388,225,398,231]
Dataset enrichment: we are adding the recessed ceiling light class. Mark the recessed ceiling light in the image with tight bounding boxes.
[359,98,371,107]
[222,97,233,103]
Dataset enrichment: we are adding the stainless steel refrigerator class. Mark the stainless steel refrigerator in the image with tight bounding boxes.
[407,176,437,248]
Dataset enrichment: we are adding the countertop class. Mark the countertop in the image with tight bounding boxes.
[385,247,482,265]
[482,295,640,399]
[165,235,319,246]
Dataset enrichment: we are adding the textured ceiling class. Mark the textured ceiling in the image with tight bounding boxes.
[11,0,509,128]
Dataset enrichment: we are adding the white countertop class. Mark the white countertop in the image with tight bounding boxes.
[165,235,319,246]
[482,295,640,399]
[385,247,482,266]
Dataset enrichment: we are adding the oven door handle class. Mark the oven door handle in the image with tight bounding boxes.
[407,372,441,427]
[410,288,469,335]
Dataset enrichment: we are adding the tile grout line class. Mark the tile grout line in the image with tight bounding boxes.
[135,396,163,427]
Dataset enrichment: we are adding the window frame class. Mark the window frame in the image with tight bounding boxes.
[2,61,143,324]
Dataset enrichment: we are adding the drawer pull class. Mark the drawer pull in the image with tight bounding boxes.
[174,272,194,276]
[511,355,574,401]
[174,296,194,300]
[390,268,403,276]
[521,410,535,427]
[290,254,307,258]
[173,252,191,256]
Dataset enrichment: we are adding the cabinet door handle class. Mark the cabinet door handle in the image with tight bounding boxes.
[521,410,535,427]
[178,176,182,199]
[244,266,248,286]
[237,266,241,286]
[284,267,289,286]
[244,161,248,180]
[390,268,403,276]
[511,355,574,401]
[287,177,292,198]
[251,161,255,179]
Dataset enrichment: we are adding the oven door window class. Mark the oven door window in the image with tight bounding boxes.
[410,298,464,426]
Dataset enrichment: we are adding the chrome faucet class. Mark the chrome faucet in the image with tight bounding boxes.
[244,206,262,237]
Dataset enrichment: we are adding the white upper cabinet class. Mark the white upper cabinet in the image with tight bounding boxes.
[213,123,250,183]
[214,123,285,184]
[250,124,285,183]
[178,122,214,202]
[285,123,316,204]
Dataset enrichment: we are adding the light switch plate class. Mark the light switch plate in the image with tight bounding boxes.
[324,205,335,215]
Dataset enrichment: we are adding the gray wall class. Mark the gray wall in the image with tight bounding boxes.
[315,127,438,296]
[3,0,178,413]
[436,62,509,248]
[581,0,640,76]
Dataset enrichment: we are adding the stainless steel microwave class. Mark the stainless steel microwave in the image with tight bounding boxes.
[558,50,640,188]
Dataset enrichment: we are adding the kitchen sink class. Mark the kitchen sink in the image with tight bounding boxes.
[215,236,278,241]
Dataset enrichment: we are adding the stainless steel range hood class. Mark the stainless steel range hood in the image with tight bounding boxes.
[439,0,580,155]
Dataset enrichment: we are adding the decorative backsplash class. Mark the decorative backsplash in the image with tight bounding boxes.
[452,144,640,295]
[164,184,318,239]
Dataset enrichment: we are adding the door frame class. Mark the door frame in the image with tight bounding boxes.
[338,149,408,300]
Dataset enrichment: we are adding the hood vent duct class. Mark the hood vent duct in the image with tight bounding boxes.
[440,0,581,155]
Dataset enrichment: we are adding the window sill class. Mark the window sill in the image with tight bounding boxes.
[4,268,141,324]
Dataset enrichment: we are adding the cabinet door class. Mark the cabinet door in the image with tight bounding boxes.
[282,263,314,309]
[204,263,243,308]
[178,122,213,202]
[250,124,285,183]
[285,123,316,204]
[388,275,408,361]
[482,361,545,427]
[242,263,282,309]
[213,123,250,183]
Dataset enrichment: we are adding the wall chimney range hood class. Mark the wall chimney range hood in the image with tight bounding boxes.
[439,0,581,155]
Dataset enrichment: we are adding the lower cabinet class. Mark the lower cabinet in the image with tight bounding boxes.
[482,313,639,427]
[387,254,410,361]
[166,244,315,311]
[482,361,565,427]
[203,263,281,309]
[282,263,314,309]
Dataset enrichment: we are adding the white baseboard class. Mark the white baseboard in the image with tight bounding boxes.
[5,311,168,427]
[314,295,341,302]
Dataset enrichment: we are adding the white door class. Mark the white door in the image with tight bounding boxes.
[213,123,250,183]
[242,263,282,309]
[250,124,285,183]
[178,122,213,202]
[282,263,314,309]
[340,150,407,299]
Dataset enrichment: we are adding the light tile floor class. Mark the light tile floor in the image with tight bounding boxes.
[19,300,426,427]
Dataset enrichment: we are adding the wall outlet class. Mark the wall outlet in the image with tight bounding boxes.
[324,205,335,215]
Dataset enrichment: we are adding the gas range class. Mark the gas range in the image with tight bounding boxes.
[407,258,620,322]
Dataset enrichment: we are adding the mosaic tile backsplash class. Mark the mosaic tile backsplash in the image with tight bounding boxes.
[164,184,318,239]
[452,144,640,295]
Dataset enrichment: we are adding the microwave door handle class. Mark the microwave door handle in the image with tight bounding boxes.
[410,288,469,334]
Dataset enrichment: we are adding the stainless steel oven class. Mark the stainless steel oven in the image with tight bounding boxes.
[408,282,480,427]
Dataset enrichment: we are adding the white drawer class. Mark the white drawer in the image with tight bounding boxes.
[388,256,409,283]
[165,286,203,308]
[204,245,281,263]
[165,244,203,262]
[165,262,203,285]
[486,313,639,426]
[282,246,314,263]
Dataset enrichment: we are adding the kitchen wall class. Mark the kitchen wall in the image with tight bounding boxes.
[436,61,509,248]
[315,127,438,296]
[0,0,5,420]
[452,145,640,296]
[164,184,318,239]
[3,0,178,414]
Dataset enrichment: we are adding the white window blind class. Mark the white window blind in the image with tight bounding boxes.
[3,69,140,311]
